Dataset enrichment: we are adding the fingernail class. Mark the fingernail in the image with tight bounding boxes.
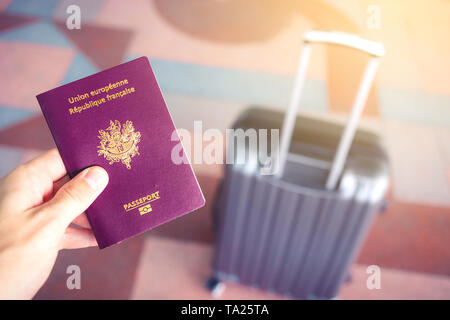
[83,167,108,190]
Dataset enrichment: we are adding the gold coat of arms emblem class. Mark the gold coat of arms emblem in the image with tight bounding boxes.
[97,120,141,169]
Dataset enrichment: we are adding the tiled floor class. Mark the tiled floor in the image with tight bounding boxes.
[132,236,450,300]
[0,0,449,299]
[32,171,450,299]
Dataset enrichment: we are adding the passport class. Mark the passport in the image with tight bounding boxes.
[36,57,205,249]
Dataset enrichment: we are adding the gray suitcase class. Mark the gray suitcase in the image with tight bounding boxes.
[209,31,389,299]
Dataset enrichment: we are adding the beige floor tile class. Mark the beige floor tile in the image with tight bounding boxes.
[383,121,450,207]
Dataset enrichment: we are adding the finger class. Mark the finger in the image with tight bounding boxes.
[20,148,66,182]
[42,166,108,227]
[43,177,92,230]
[46,174,70,202]
[1,149,67,210]
[60,226,97,249]
[72,213,92,229]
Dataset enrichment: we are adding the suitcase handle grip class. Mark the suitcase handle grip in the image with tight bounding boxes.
[276,31,384,191]
[303,31,385,57]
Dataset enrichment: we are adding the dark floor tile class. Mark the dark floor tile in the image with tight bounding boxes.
[147,173,220,243]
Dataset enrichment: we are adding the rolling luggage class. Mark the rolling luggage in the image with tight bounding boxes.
[209,31,389,299]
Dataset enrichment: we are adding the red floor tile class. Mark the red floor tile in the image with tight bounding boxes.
[358,200,450,276]
[341,264,450,300]
[0,115,55,150]
[54,22,133,70]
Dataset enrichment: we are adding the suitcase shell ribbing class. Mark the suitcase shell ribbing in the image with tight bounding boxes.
[212,108,389,299]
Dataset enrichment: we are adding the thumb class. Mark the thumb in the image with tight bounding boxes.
[44,166,109,226]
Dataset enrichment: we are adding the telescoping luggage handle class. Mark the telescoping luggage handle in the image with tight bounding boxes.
[276,31,385,190]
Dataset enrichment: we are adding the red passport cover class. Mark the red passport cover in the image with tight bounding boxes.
[36,57,205,249]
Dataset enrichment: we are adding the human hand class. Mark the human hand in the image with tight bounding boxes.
[0,149,108,299]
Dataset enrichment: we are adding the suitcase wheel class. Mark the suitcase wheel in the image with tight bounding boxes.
[206,276,226,298]
[378,199,389,214]
[344,272,352,283]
